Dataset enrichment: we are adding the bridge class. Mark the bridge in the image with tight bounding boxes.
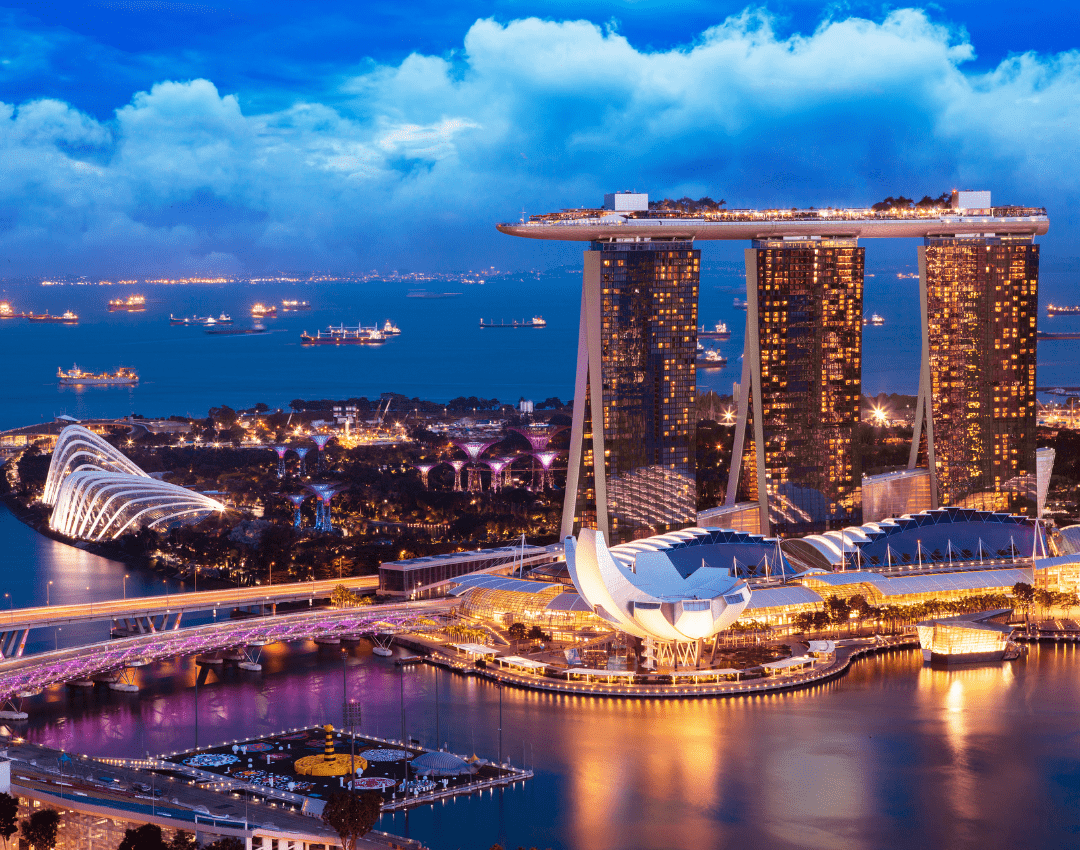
[0,598,453,706]
[0,576,379,659]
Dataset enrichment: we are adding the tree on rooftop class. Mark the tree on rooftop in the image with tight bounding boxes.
[19,808,60,850]
[0,793,18,850]
[321,791,383,850]
[117,823,168,850]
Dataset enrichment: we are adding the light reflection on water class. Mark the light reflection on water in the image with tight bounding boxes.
[12,641,1080,850]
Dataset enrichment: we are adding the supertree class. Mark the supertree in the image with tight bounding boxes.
[294,447,310,476]
[311,434,332,471]
[485,459,509,492]
[415,463,436,488]
[498,456,517,489]
[534,451,559,489]
[511,426,553,452]
[455,440,496,492]
[285,493,308,529]
[449,460,466,492]
[306,483,346,533]
[273,446,289,478]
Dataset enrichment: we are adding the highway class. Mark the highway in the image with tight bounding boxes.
[0,575,379,634]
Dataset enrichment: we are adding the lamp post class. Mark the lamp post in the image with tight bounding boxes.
[47,580,53,606]
[4,594,10,627]
[123,574,129,601]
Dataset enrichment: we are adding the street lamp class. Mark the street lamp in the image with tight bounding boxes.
[47,580,53,606]
[123,574,129,601]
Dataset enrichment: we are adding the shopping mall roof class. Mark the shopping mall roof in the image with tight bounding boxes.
[744,586,823,610]
[786,508,1044,572]
[447,574,554,596]
[801,567,1035,600]
[607,526,793,581]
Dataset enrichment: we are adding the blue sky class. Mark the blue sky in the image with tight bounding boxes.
[1,1,1078,276]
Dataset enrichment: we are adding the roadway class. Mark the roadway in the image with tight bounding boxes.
[0,575,380,633]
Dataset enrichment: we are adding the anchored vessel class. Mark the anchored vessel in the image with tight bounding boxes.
[698,320,731,340]
[1047,304,1080,315]
[301,325,387,345]
[0,301,12,318]
[479,316,547,328]
[27,310,78,324]
[381,319,402,335]
[863,313,885,326]
[57,365,138,386]
[696,348,728,368]
[281,299,311,311]
[252,303,277,318]
[107,294,146,312]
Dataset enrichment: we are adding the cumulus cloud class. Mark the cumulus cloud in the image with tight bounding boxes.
[0,7,1077,275]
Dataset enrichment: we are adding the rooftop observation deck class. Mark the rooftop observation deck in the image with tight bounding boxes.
[496,205,1050,241]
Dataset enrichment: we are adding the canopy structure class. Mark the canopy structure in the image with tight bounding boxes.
[410,751,477,777]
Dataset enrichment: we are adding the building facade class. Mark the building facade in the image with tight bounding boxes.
[562,240,700,544]
[921,236,1039,512]
[730,239,865,536]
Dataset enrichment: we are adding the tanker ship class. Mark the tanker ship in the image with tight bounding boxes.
[108,294,146,312]
[57,365,139,386]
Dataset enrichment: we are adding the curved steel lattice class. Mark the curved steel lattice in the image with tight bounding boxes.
[45,425,225,541]
[43,425,146,506]
[0,604,446,702]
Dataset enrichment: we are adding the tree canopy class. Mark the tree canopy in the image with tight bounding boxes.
[0,793,18,849]
[117,823,167,850]
[321,791,383,850]
[20,809,60,850]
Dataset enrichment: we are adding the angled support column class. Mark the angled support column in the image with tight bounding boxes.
[909,246,938,508]
[561,279,590,540]
[725,320,753,507]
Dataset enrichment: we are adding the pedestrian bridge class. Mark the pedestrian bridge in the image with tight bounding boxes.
[0,576,380,658]
[0,598,452,704]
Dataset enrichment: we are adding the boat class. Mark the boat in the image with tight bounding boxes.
[301,325,387,345]
[382,319,401,335]
[251,303,277,318]
[57,365,138,386]
[733,297,747,310]
[698,321,731,340]
[0,302,14,318]
[696,349,728,368]
[1048,304,1080,315]
[206,325,267,336]
[26,310,78,324]
[479,316,547,328]
[107,294,146,312]
[169,314,193,325]
[863,313,885,326]
[281,299,311,311]
[372,646,394,657]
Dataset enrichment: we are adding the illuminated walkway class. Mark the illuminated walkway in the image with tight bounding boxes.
[0,599,449,703]
[0,576,379,657]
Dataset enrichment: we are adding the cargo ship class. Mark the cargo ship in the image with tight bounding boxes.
[57,365,138,386]
[381,319,401,335]
[301,325,386,345]
[733,297,747,310]
[1047,304,1080,315]
[281,299,311,311]
[0,301,13,318]
[195,313,232,325]
[863,313,885,326]
[252,303,277,318]
[479,316,546,328]
[108,294,146,312]
[698,321,731,340]
[27,310,78,324]
[696,349,728,368]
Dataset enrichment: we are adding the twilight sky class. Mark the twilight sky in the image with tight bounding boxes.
[1,1,1077,277]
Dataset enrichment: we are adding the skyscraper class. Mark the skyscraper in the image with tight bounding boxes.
[729,239,865,536]
[916,235,1039,511]
[562,239,700,544]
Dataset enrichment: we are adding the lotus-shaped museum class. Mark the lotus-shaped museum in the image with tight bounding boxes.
[565,528,752,642]
[43,425,225,541]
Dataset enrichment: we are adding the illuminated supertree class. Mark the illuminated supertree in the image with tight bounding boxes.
[415,463,436,488]
[484,459,509,493]
[455,441,496,492]
[311,434,332,471]
[511,426,553,452]
[499,456,517,489]
[273,446,289,478]
[449,460,466,492]
[534,451,559,489]
[285,493,308,529]
[294,447,310,476]
[306,483,346,533]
